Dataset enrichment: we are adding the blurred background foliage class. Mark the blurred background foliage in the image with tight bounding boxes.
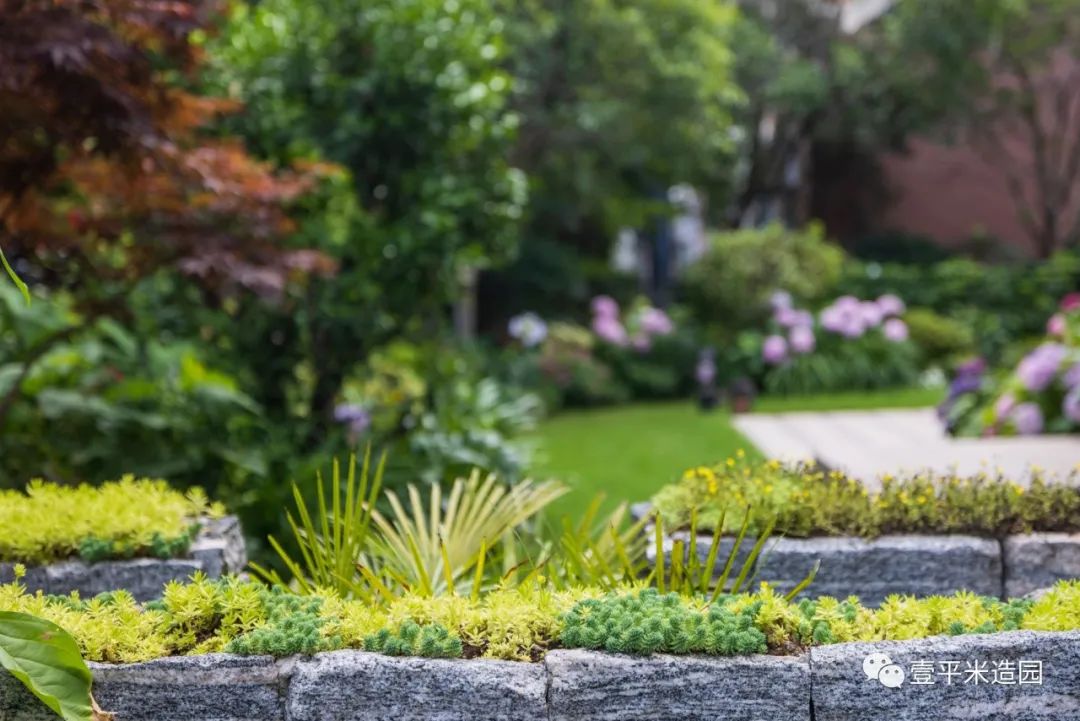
[2,0,1079,564]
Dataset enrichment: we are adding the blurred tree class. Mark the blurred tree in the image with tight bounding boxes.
[878,0,1080,257]
[485,0,740,315]
[0,0,329,303]
[205,0,525,431]
[0,0,333,434]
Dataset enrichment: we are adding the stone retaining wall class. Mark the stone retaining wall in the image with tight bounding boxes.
[3,631,1079,721]
[652,531,1080,604]
[0,516,247,601]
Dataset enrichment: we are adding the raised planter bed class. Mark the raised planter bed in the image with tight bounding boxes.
[647,524,1080,604]
[0,516,246,601]
[3,631,1078,721]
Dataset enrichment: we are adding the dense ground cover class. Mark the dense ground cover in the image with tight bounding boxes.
[3,573,1077,663]
[653,457,1080,538]
[0,479,221,565]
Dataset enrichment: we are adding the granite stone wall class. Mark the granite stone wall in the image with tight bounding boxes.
[0,516,247,601]
[4,631,1079,721]
[656,531,1080,604]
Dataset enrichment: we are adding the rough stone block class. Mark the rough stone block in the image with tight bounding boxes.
[545,649,809,721]
[0,654,283,721]
[811,630,1080,721]
[286,651,547,721]
[757,535,1002,604]
[1003,533,1080,598]
[0,516,248,601]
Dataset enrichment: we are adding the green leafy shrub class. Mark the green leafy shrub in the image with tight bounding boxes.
[0,286,268,501]
[835,252,1080,359]
[682,223,844,337]
[904,308,977,365]
[652,455,1080,538]
[364,621,463,658]
[0,478,221,565]
[944,300,1080,438]
[560,589,766,656]
[761,330,922,395]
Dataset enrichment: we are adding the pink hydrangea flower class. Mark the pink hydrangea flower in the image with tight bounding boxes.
[639,307,674,336]
[820,303,865,338]
[592,315,628,346]
[789,325,816,354]
[876,294,906,317]
[631,333,652,352]
[1063,387,1080,424]
[860,301,885,328]
[776,307,813,328]
[591,295,619,319]
[1060,292,1080,312]
[1047,313,1067,337]
[1064,363,1080,390]
[994,393,1016,421]
[762,334,789,365]
[1017,343,1066,392]
[770,290,793,311]
[1011,402,1044,435]
[883,318,909,342]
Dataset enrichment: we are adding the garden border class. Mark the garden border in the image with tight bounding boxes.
[647,527,1080,604]
[3,631,1079,720]
[0,516,247,602]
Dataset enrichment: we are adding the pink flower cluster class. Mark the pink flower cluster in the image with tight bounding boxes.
[590,296,673,352]
[819,294,906,339]
[761,291,908,366]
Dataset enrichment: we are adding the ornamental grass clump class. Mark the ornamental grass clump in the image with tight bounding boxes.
[652,454,1080,538]
[0,477,222,565]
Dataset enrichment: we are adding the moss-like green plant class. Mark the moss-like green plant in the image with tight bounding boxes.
[560,589,767,656]
[0,477,222,565]
[364,621,462,658]
[653,456,1080,538]
[2,572,1079,664]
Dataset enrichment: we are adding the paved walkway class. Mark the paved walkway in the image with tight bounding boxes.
[733,408,1080,488]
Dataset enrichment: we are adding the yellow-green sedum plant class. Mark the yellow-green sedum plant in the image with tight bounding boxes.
[4,571,1080,665]
[0,477,223,565]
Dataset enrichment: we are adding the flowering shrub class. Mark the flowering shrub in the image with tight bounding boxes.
[943,295,1080,436]
[651,454,1080,538]
[333,341,542,485]
[754,292,921,394]
[502,297,697,407]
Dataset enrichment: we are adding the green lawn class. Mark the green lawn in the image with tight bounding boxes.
[754,386,943,413]
[530,387,944,522]
[531,401,757,522]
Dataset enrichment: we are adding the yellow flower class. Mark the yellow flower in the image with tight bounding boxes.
[707,479,719,495]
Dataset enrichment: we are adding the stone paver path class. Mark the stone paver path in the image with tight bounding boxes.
[733,408,1080,488]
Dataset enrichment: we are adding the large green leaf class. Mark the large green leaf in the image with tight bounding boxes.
[0,612,93,721]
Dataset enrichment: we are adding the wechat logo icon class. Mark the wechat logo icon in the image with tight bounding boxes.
[863,652,906,689]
